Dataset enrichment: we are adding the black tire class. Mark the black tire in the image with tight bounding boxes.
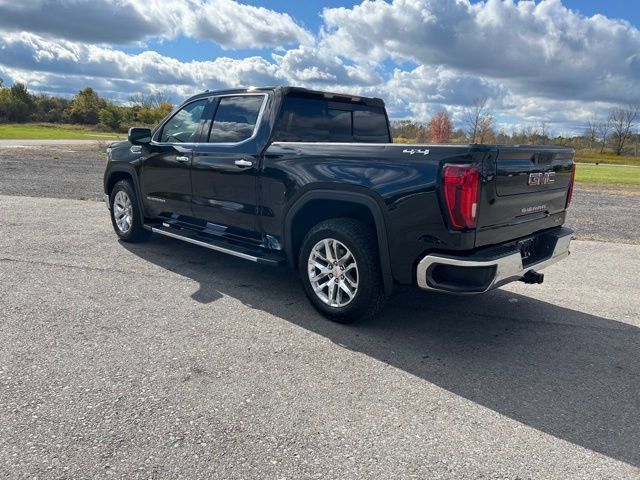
[298,218,386,323]
[109,179,151,243]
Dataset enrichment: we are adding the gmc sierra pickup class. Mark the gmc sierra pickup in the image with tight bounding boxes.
[104,86,575,322]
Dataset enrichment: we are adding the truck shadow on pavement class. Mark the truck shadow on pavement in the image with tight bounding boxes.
[123,236,640,468]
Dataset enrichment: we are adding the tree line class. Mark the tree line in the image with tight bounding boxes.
[1,79,638,153]
[584,107,640,156]
[0,79,172,130]
[392,97,640,156]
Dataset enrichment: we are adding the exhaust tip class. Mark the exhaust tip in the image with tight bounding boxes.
[521,270,544,284]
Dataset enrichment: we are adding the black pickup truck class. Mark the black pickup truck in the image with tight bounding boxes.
[104,86,575,322]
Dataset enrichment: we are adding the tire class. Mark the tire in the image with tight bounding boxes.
[109,179,151,243]
[298,218,386,323]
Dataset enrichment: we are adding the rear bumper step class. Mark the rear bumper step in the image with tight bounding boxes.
[416,227,573,294]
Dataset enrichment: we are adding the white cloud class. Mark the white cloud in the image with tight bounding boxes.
[0,0,311,49]
[0,0,639,133]
[191,0,313,49]
[321,0,640,104]
[273,46,382,86]
[0,33,283,100]
[382,65,507,112]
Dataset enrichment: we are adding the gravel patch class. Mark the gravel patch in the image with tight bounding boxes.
[567,185,640,244]
[0,145,107,201]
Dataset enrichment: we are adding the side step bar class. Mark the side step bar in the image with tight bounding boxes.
[145,224,284,266]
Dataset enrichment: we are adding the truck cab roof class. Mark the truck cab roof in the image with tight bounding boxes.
[184,86,386,108]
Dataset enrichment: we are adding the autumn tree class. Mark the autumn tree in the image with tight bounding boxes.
[476,114,495,143]
[463,97,491,143]
[596,118,611,153]
[427,111,453,143]
[129,92,171,109]
[0,82,36,122]
[585,116,598,150]
[65,87,107,124]
[129,92,173,125]
[609,105,639,155]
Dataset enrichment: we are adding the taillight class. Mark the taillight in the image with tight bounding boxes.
[443,164,480,229]
[566,164,576,208]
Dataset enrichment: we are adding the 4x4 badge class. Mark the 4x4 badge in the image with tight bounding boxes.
[403,148,430,155]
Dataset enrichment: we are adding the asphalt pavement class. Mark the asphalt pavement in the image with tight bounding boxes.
[1,194,639,479]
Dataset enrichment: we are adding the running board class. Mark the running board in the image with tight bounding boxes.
[146,224,284,266]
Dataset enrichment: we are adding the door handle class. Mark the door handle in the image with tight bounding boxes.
[234,159,253,168]
[175,155,190,163]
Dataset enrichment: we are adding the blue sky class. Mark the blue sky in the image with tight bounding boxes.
[0,0,638,133]
[131,0,640,64]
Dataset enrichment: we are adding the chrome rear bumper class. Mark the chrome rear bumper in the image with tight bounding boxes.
[416,228,573,294]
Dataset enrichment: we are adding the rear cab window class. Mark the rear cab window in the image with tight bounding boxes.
[273,92,390,143]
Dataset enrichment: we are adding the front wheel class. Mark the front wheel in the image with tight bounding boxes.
[109,179,151,243]
[298,218,386,323]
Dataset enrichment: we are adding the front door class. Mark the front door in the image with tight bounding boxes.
[141,98,210,218]
[191,94,267,244]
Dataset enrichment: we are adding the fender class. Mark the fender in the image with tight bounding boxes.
[284,189,394,297]
[104,163,148,218]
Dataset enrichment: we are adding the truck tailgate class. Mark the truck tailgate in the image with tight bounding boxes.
[475,146,574,247]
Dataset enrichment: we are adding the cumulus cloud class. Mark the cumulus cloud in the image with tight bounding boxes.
[0,32,386,97]
[273,46,382,86]
[0,33,283,99]
[384,65,506,107]
[0,0,638,132]
[362,65,507,121]
[0,0,311,49]
[321,0,640,104]
[191,0,313,49]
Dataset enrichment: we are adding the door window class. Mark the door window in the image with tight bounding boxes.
[159,99,208,143]
[208,95,265,143]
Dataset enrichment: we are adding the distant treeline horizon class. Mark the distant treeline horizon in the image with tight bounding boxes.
[1,79,638,155]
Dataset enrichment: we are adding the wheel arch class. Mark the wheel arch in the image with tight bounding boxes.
[104,165,147,217]
[284,189,393,296]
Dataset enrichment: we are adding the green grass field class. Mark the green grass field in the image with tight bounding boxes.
[575,163,640,185]
[574,150,640,167]
[0,123,124,140]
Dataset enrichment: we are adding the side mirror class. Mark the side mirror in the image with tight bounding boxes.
[128,127,152,145]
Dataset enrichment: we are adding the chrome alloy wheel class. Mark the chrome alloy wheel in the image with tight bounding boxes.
[113,190,133,233]
[307,238,359,307]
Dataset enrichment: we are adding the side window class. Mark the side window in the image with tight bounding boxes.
[208,95,265,143]
[273,96,389,143]
[160,99,208,143]
[273,96,353,142]
[353,108,389,143]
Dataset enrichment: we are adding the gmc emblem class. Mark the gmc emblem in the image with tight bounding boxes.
[528,171,555,186]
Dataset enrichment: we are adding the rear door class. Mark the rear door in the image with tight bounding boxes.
[141,98,210,218]
[475,147,574,246]
[190,93,268,245]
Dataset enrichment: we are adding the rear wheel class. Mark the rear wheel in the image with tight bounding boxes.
[299,218,385,323]
[109,179,151,242]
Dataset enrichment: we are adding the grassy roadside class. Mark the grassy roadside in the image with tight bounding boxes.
[574,150,640,167]
[575,163,640,185]
[0,123,124,140]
